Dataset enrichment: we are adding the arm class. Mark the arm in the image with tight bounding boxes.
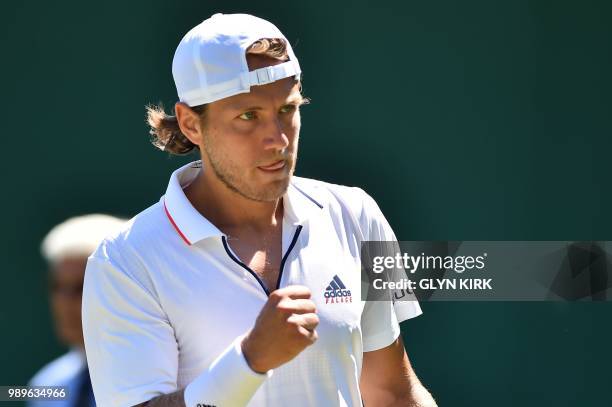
[138,390,185,407]
[360,336,436,407]
[100,281,318,407]
[84,253,271,407]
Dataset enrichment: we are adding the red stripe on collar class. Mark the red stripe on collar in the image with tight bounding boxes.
[163,201,192,245]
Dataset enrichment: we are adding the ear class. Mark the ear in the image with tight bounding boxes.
[175,102,203,146]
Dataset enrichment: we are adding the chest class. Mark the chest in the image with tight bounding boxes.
[224,235,283,294]
[152,218,365,380]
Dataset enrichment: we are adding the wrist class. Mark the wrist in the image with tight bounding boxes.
[184,335,272,407]
[240,333,269,374]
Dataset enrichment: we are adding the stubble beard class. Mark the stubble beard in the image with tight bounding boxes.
[203,137,297,203]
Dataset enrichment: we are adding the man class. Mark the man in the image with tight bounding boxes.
[82,13,436,407]
[29,214,125,407]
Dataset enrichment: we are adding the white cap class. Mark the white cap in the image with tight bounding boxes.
[172,13,302,107]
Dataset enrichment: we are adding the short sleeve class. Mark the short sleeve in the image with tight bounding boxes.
[361,299,402,352]
[358,188,422,327]
[82,250,179,407]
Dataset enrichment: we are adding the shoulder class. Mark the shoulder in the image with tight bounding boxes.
[29,350,85,387]
[86,201,171,297]
[92,201,168,259]
[292,176,375,216]
[89,198,182,264]
[291,176,389,240]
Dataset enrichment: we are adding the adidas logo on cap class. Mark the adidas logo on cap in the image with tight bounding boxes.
[324,275,352,304]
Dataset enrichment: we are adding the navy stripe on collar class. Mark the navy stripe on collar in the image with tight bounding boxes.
[291,184,323,209]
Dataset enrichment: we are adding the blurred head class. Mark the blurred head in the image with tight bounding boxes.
[41,214,126,348]
[147,37,308,202]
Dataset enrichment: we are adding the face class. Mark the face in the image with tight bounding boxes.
[49,256,87,347]
[199,54,305,202]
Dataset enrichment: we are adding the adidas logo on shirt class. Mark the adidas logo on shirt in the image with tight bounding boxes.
[324,275,352,304]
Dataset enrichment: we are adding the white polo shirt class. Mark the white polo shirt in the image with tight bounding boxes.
[82,161,421,407]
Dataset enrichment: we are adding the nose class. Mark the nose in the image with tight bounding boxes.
[262,116,290,151]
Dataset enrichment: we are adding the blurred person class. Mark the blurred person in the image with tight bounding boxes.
[82,13,436,407]
[28,214,126,407]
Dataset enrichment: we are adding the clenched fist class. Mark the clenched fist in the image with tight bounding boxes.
[241,285,319,373]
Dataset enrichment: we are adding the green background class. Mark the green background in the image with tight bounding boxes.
[2,1,611,405]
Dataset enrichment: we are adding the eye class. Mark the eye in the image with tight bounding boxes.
[279,104,297,114]
[238,111,257,121]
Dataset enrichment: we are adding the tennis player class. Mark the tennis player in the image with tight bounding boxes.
[82,13,436,407]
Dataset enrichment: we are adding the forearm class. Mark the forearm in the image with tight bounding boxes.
[364,384,436,407]
[360,337,437,407]
[137,336,269,407]
[401,383,437,407]
[363,384,436,407]
[396,371,437,407]
[140,390,185,407]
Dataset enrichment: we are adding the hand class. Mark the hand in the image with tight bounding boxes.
[241,285,319,373]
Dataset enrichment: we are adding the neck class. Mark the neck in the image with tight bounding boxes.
[184,169,283,233]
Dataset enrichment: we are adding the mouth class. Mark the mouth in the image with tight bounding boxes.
[258,160,286,172]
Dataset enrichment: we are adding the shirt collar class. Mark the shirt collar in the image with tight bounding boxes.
[163,161,223,245]
[163,161,324,245]
[283,181,325,226]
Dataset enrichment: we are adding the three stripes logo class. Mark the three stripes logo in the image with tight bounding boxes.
[324,275,352,304]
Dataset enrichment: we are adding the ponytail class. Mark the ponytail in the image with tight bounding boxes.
[146,104,206,155]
